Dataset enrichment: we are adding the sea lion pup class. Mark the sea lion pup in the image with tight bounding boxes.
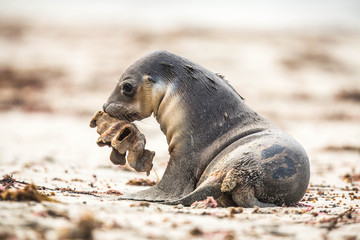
[102,50,310,207]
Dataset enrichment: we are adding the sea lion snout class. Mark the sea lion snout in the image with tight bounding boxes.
[103,101,141,122]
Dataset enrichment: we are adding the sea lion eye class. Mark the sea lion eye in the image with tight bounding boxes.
[122,83,135,96]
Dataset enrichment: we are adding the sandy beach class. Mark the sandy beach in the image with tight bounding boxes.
[1,1,360,239]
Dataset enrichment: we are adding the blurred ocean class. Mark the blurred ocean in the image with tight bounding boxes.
[0,0,359,30]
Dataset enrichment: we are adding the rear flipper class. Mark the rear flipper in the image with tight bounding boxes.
[220,167,277,207]
[230,185,277,208]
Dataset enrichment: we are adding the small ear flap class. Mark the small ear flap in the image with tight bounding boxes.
[145,75,156,83]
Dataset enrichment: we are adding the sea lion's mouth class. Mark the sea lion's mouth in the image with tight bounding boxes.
[104,103,140,122]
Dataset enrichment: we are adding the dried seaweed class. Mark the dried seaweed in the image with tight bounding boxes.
[229,207,244,217]
[0,174,17,189]
[324,145,360,153]
[106,189,123,196]
[130,202,150,207]
[0,66,63,112]
[0,184,58,202]
[335,90,360,102]
[126,178,157,186]
[189,227,203,236]
[343,172,360,183]
[319,208,360,231]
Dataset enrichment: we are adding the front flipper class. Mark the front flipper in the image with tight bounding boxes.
[164,183,223,206]
[119,185,175,202]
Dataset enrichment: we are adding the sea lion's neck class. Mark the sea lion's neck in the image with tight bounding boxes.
[155,88,188,154]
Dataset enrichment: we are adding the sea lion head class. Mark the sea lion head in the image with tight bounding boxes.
[103,50,249,150]
[103,50,180,122]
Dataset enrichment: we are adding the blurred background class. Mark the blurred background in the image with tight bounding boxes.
[0,1,360,239]
[0,0,359,183]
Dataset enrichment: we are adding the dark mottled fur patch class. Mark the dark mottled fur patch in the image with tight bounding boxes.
[272,156,297,179]
[261,144,285,159]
